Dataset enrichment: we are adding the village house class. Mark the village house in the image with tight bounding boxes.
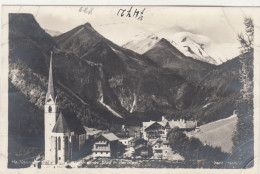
[92,133,119,158]
[162,140,172,159]
[116,125,141,147]
[142,120,167,141]
[128,138,151,159]
[84,127,103,141]
[149,138,173,159]
[119,137,135,147]
[141,116,197,141]
[151,138,164,159]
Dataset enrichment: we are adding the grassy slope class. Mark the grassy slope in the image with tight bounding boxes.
[186,114,238,153]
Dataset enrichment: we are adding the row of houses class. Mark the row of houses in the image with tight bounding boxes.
[142,116,198,141]
[87,116,197,159]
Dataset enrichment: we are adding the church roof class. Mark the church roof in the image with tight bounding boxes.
[63,111,86,135]
[52,111,86,135]
[52,112,71,133]
[46,51,55,102]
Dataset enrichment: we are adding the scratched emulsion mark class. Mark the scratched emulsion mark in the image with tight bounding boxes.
[117,6,146,21]
[34,6,41,18]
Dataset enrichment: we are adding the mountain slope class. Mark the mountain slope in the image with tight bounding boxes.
[186,114,238,153]
[169,35,217,64]
[54,22,104,57]
[44,29,62,37]
[9,13,209,136]
[122,33,160,54]
[9,13,250,131]
[54,21,206,118]
[144,38,215,81]
[123,32,224,65]
[8,13,127,145]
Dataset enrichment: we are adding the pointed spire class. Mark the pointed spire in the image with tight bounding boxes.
[46,51,55,102]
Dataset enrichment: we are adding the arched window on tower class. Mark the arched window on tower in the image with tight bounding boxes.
[48,106,52,113]
[58,137,61,150]
[65,137,69,150]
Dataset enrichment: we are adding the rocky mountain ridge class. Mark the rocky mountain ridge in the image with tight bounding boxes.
[8,13,249,141]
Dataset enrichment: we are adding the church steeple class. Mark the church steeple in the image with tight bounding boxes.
[44,51,59,163]
[46,51,55,102]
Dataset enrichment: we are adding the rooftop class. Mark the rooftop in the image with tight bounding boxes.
[84,127,102,136]
[52,112,71,133]
[52,111,86,134]
[102,133,119,141]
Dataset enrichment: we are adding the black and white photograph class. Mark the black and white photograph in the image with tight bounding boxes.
[1,5,259,172]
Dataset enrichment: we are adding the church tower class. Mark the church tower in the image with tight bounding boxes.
[44,51,59,162]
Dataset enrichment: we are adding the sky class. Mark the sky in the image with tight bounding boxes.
[6,6,259,60]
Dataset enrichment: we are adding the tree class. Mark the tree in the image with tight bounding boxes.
[237,17,254,54]
[237,17,254,102]
[231,17,254,168]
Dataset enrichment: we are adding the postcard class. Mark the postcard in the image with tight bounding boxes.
[1,5,259,174]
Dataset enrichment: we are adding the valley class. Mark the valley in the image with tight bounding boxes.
[7,13,254,169]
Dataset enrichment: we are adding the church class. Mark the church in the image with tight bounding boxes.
[44,52,86,165]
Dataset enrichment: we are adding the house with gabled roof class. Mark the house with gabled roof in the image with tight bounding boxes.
[116,125,141,147]
[92,133,119,158]
[128,137,152,159]
[142,120,167,140]
[141,116,197,141]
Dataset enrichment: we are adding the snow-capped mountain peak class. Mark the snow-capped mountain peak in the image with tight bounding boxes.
[44,29,62,37]
[123,31,235,65]
[122,33,161,54]
[168,34,217,64]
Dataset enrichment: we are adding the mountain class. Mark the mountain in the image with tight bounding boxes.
[122,33,160,54]
[9,13,208,135]
[123,32,228,65]
[9,14,126,130]
[44,29,62,37]
[168,34,217,65]
[8,13,252,167]
[169,54,252,125]
[9,13,250,134]
[143,38,215,81]
[54,21,205,119]
[8,14,129,165]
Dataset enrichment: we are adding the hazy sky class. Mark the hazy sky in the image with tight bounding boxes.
[7,6,258,59]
